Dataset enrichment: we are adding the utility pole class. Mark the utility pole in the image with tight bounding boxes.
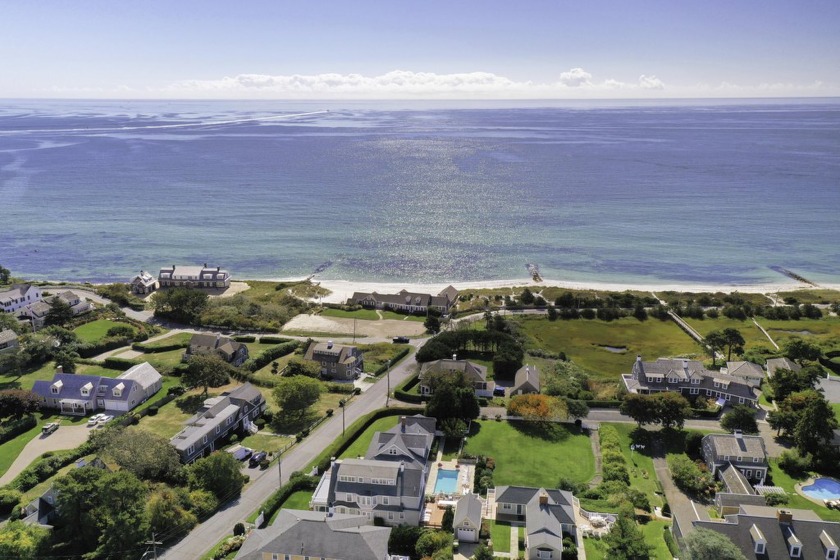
[339,399,346,436]
[386,359,391,407]
[278,457,283,486]
[143,533,162,560]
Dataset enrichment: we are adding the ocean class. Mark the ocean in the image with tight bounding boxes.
[1,98,839,286]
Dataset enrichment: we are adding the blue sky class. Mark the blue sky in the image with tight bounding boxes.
[3,0,839,99]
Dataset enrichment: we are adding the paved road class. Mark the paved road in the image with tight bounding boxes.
[0,424,93,485]
[158,343,424,560]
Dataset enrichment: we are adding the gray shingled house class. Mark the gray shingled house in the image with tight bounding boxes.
[310,415,436,526]
[158,264,230,289]
[304,341,364,380]
[169,383,266,463]
[184,333,249,366]
[512,364,540,395]
[454,493,483,543]
[419,358,494,398]
[349,286,459,314]
[702,431,768,485]
[495,487,578,559]
[0,329,19,354]
[693,506,840,559]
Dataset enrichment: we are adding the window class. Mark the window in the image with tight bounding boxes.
[188,445,195,454]
[753,457,760,463]
[382,497,389,505]
[706,390,712,396]
[272,555,278,560]
[739,397,745,404]
[215,426,220,434]
[690,387,699,395]
[791,545,801,557]
[51,386,59,394]
[203,435,208,444]
[691,377,701,385]
[828,549,837,560]
[755,543,765,554]
[745,470,752,478]
[537,550,553,559]
[737,456,742,462]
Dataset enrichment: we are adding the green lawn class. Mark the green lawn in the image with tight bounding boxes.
[463,420,595,487]
[339,416,402,459]
[140,348,187,371]
[74,319,133,343]
[281,489,315,510]
[75,364,124,378]
[641,520,673,560]
[0,415,49,477]
[766,459,840,522]
[251,352,298,385]
[488,520,511,552]
[683,317,771,351]
[833,403,840,424]
[514,316,700,380]
[320,308,425,322]
[240,432,294,455]
[583,537,608,560]
[357,342,413,374]
[138,332,193,349]
[606,424,662,507]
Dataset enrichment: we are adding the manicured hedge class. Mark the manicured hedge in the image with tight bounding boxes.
[394,374,425,404]
[10,440,97,492]
[234,335,256,343]
[77,337,135,358]
[132,340,190,353]
[259,336,293,345]
[585,400,622,408]
[259,474,319,526]
[103,356,142,370]
[0,415,37,445]
[247,341,300,372]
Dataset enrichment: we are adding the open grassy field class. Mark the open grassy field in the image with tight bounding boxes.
[357,342,413,374]
[833,403,840,423]
[140,348,187,371]
[766,459,840,522]
[514,316,700,380]
[338,416,400,459]
[488,519,511,551]
[774,289,840,305]
[1,361,65,391]
[240,432,294,455]
[138,332,193,349]
[463,420,595,487]
[74,319,134,343]
[245,279,329,300]
[606,424,662,507]
[75,364,124,378]
[760,317,840,349]
[683,317,772,350]
[251,352,299,385]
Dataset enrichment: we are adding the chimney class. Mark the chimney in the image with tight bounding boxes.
[453,353,457,361]
[327,340,333,349]
[217,266,220,272]
[734,429,743,439]
[777,509,793,524]
[636,355,642,363]
[682,359,689,370]
[401,416,406,432]
[539,492,548,506]
[56,365,63,374]
[172,264,175,269]
[400,460,404,473]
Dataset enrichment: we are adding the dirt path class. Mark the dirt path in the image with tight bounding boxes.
[0,424,93,485]
[281,314,426,338]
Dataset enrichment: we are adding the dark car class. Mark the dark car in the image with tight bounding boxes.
[493,386,506,397]
[249,451,268,468]
[393,336,410,344]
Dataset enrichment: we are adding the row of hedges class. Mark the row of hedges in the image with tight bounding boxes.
[309,407,423,474]
[103,356,143,370]
[9,440,96,492]
[260,336,291,345]
[132,340,191,353]
[246,341,300,372]
[233,335,256,343]
[0,415,37,445]
[394,374,426,404]
[371,347,411,376]
[78,336,135,358]
[258,473,319,525]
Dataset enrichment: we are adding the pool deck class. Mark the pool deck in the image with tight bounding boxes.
[796,476,840,508]
[423,436,477,526]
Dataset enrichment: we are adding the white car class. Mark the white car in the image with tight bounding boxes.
[98,415,113,425]
[87,414,105,426]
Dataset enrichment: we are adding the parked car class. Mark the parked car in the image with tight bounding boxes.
[393,336,410,343]
[98,415,113,425]
[87,414,105,427]
[230,446,253,461]
[493,386,506,397]
[42,422,59,435]
[249,451,268,468]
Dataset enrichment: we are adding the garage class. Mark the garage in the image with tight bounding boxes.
[457,527,477,543]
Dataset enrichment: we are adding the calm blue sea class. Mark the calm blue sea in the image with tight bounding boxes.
[1,98,839,285]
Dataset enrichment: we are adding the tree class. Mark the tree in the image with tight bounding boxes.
[704,330,727,367]
[720,405,759,434]
[0,521,50,559]
[655,391,692,429]
[415,530,451,558]
[424,373,480,422]
[44,296,74,327]
[187,452,247,500]
[668,455,715,497]
[152,287,209,324]
[94,470,150,558]
[101,427,183,483]
[147,485,198,540]
[273,375,322,420]
[53,348,79,373]
[508,394,564,422]
[683,527,747,560]
[53,464,107,552]
[520,288,535,305]
[564,398,590,420]
[389,525,424,560]
[183,353,232,395]
[441,506,454,532]
[0,389,41,419]
[620,393,658,427]
[721,328,745,362]
[769,366,822,403]
[473,543,494,560]
[784,337,822,362]
[493,340,524,378]
[604,503,654,560]
[439,417,467,439]
[424,315,441,334]
[793,391,839,457]
[0,265,10,284]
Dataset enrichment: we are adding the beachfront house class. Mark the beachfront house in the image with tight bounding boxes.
[184,333,249,366]
[621,356,759,407]
[21,290,92,329]
[418,358,494,398]
[494,486,578,557]
[304,340,363,380]
[0,284,43,314]
[32,362,163,415]
[234,510,393,560]
[310,415,436,526]
[692,506,840,559]
[130,270,157,295]
[349,286,459,315]
[169,383,265,463]
[702,431,768,485]
[766,357,802,377]
[158,264,230,289]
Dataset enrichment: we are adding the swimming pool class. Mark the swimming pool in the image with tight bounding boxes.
[434,469,459,494]
[802,478,840,501]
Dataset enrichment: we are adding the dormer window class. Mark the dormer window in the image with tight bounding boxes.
[81,382,93,396]
[791,545,801,558]
[828,549,837,560]
[51,380,63,394]
[112,382,124,397]
[750,524,766,554]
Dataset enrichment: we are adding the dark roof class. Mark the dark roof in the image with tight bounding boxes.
[694,506,840,560]
[454,493,483,528]
[719,462,757,495]
[703,433,767,463]
[32,373,102,403]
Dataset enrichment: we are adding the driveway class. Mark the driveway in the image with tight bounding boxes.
[0,424,93,486]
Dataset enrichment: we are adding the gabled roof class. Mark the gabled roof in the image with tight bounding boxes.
[454,493,483,528]
[0,284,40,305]
[0,329,18,345]
[726,361,765,379]
[305,342,359,364]
[719,462,756,495]
[703,433,767,463]
[234,509,391,560]
[766,357,802,376]
[514,364,540,392]
[32,373,102,402]
[419,359,487,383]
[118,362,162,391]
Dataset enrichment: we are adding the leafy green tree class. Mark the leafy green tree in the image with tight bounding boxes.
[721,328,745,362]
[704,330,727,367]
[683,527,747,560]
[0,389,41,419]
[493,339,524,378]
[424,373,480,421]
[0,312,22,334]
[769,366,822,403]
[473,543,495,560]
[0,265,10,284]
[441,506,454,532]
[793,391,839,456]
[424,315,441,334]
[720,405,759,434]
[53,348,79,373]
[152,287,209,324]
[273,375,322,420]
[564,398,590,420]
[53,464,106,552]
[94,470,150,558]
[439,418,467,439]
[188,452,246,501]
[44,296,74,327]
[415,530,451,558]
[389,525,424,560]
[784,337,823,362]
[0,521,50,559]
[620,393,658,426]
[147,485,198,540]
[656,391,692,429]
[520,288,535,305]
[182,353,232,395]
[604,503,654,560]
[101,427,184,483]
[668,455,715,496]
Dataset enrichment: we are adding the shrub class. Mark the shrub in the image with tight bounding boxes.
[234,335,256,343]
[0,488,22,515]
[0,415,37,445]
[259,458,270,470]
[326,409,334,417]
[765,493,790,506]
[778,449,812,478]
[147,406,159,416]
[168,385,186,396]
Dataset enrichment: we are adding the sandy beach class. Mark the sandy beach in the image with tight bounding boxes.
[285,276,840,304]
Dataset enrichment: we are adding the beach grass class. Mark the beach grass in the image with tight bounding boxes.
[357,342,412,374]
[462,420,594,487]
[684,317,772,350]
[774,289,840,305]
[761,317,840,348]
[514,315,700,380]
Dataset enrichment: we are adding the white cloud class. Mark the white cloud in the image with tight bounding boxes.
[638,75,665,90]
[558,68,592,87]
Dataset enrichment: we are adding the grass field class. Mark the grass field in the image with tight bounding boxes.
[357,342,413,374]
[240,432,294,455]
[138,332,193,349]
[75,364,124,378]
[640,520,673,560]
[760,317,840,349]
[683,317,771,351]
[766,459,840,522]
[74,319,133,343]
[251,352,298,385]
[0,415,48,477]
[488,520,511,552]
[833,403,840,423]
[140,348,187,371]
[338,416,401,459]
[774,289,840,305]
[606,424,662,507]
[514,316,700,380]
[463,420,595,487]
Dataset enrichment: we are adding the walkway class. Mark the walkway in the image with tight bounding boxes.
[651,439,708,539]
[0,424,93,485]
[753,318,780,350]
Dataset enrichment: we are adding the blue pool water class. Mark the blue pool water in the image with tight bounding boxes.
[802,478,840,501]
[434,469,459,494]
